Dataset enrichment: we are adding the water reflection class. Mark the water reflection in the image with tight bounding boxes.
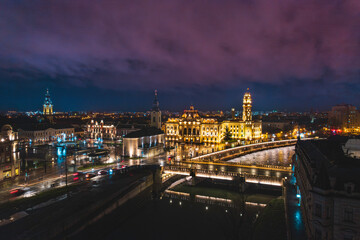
[229,146,295,166]
[117,181,276,238]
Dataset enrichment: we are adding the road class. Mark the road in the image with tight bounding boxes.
[0,150,168,204]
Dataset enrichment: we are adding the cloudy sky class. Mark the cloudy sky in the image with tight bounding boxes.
[1,0,360,112]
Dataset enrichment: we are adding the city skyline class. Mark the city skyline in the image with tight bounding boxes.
[1,2,360,240]
[1,0,360,112]
[1,86,358,113]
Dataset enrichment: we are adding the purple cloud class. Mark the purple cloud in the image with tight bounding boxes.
[1,0,360,91]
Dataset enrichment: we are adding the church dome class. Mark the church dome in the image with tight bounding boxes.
[1,124,13,132]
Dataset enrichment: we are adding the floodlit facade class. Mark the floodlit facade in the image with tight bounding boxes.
[0,125,20,181]
[123,127,165,158]
[43,89,53,115]
[328,104,360,133]
[86,120,116,140]
[18,126,75,142]
[165,90,262,144]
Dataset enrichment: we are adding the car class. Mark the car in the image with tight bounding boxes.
[73,172,85,181]
[85,173,96,179]
[10,188,25,196]
[73,172,85,176]
[97,170,108,175]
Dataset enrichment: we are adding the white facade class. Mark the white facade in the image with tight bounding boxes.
[87,120,116,140]
[151,110,161,129]
[18,127,74,142]
[123,133,165,158]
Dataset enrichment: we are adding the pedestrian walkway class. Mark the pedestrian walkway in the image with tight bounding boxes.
[286,183,307,240]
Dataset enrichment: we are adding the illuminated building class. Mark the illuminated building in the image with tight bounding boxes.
[43,88,53,115]
[165,90,262,144]
[242,90,252,122]
[0,125,20,180]
[123,127,164,158]
[122,91,165,157]
[150,90,161,129]
[86,120,116,140]
[18,125,75,142]
[328,104,360,133]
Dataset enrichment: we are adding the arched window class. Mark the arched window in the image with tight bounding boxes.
[193,128,196,135]
[184,128,187,135]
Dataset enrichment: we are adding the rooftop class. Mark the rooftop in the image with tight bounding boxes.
[17,123,74,131]
[124,127,164,138]
[298,137,360,193]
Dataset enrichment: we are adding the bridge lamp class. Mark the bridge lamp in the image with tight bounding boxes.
[205,206,209,210]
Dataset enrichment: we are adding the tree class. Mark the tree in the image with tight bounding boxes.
[223,127,232,142]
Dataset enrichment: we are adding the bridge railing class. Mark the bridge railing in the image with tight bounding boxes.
[164,166,284,180]
[164,166,191,173]
[191,139,299,160]
[182,160,292,171]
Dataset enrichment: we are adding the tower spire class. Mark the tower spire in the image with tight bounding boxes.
[152,89,160,111]
[242,89,252,122]
[43,88,53,116]
[150,89,161,129]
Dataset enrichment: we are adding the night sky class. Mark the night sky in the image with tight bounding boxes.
[1,0,360,112]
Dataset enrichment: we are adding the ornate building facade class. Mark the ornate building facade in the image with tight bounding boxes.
[165,90,262,144]
[18,125,75,142]
[86,120,116,140]
[0,125,20,181]
[43,89,53,115]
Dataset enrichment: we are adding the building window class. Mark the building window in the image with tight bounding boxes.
[326,206,331,219]
[315,203,322,218]
[315,229,322,240]
[344,208,353,222]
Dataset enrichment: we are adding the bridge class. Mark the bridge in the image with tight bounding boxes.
[164,165,289,186]
[163,189,266,208]
[163,139,302,187]
[180,160,292,172]
[191,139,298,162]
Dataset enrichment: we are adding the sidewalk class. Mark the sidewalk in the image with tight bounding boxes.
[285,183,307,240]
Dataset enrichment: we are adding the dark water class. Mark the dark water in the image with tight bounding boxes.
[78,182,280,240]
